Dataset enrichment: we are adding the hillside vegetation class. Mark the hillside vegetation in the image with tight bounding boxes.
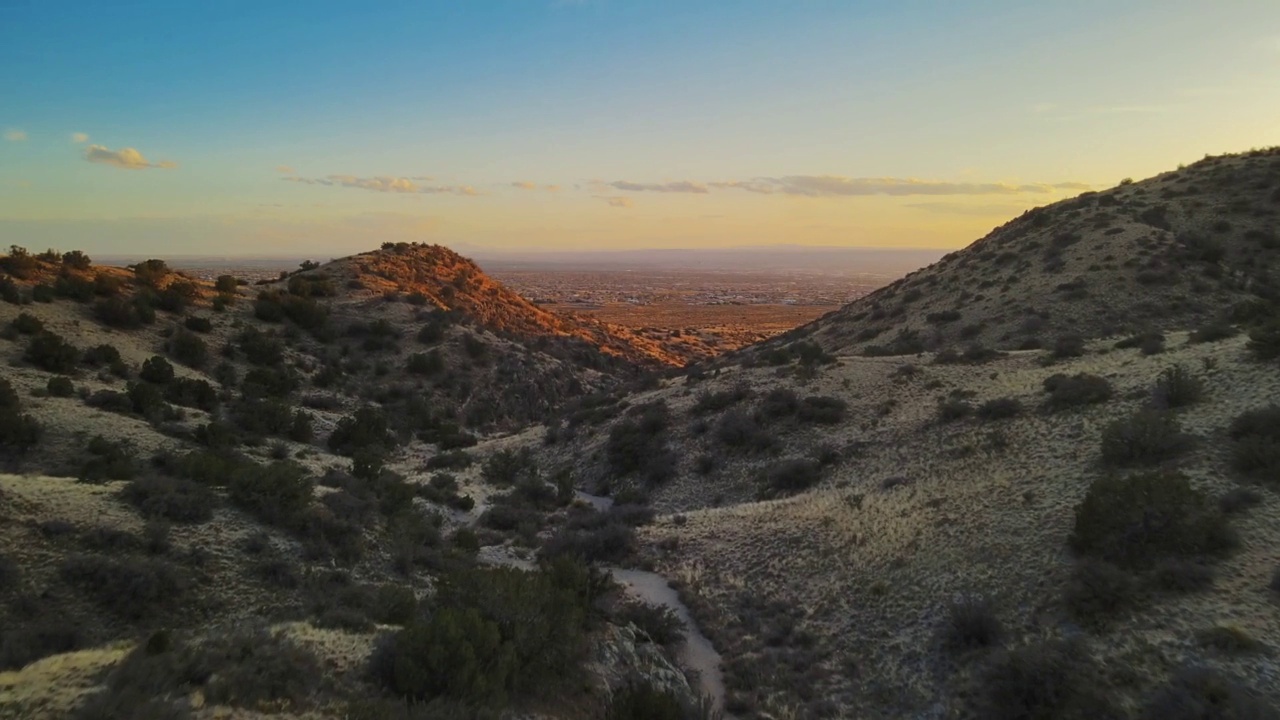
[755,147,1280,360]
[2,148,1280,720]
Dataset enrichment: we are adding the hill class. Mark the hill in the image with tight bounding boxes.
[755,147,1280,360]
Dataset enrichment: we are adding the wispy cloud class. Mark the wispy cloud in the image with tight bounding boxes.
[70,132,89,143]
[4,129,27,142]
[83,145,177,170]
[283,174,478,195]
[512,181,560,192]
[906,201,1043,216]
[709,176,1086,197]
[274,165,295,174]
[594,195,633,208]
[608,180,709,194]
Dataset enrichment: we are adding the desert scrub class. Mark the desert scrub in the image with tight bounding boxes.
[1069,470,1234,568]
[1099,409,1189,467]
[1063,559,1139,626]
[1141,667,1279,720]
[9,311,43,334]
[59,553,187,621]
[606,684,715,720]
[689,385,751,415]
[1247,321,1280,361]
[328,406,395,455]
[1151,365,1203,409]
[977,397,1022,421]
[797,395,847,424]
[120,474,217,523]
[1043,373,1113,410]
[613,599,684,645]
[756,458,823,499]
[940,597,1003,653]
[25,330,79,372]
[0,382,42,453]
[78,435,136,482]
[976,638,1118,720]
[1228,405,1280,482]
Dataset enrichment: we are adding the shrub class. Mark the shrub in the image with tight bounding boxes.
[1063,559,1139,625]
[93,295,153,328]
[977,397,1022,421]
[613,600,684,645]
[606,402,676,484]
[714,409,776,453]
[756,458,822,499]
[1247,321,1280,361]
[227,461,313,525]
[481,447,537,487]
[797,395,847,424]
[164,377,217,412]
[25,331,79,372]
[215,275,239,293]
[167,328,208,368]
[1141,667,1279,720]
[406,351,444,376]
[241,366,298,399]
[977,639,1117,720]
[937,397,973,422]
[1116,332,1165,354]
[0,404,41,453]
[120,475,216,523]
[139,355,175,384]
[289,410,314,443]
[1152,365,1203,409]
[132,259,169,287]
[1052,334,1086,359]
[426,450,473,470]
[1150,559,1215,594]
[689,386,750,415]
[10,312,43,334]
[1219,487,1263,515]
[74,624,321,718]
[79,436,136,482]
[1100,409,1190,467]
[757,388,799,419]
[941,597,1003,653]
[81,343,122,369]
[328,407,395,455]
[1188,322,1237,344]
[371,584,419,626]
[59,554,186,620]
[1070,470,1234,568]
[1043,373,1113,410]
[46,376,74,397]
[1228,405,1280,482]
[0,622,83,672]
[30,283,54,303]
[606,684,708,720]
[237,327,284,366]
[62,250,92,269]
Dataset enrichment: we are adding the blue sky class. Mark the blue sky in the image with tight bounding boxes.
[2,0,1278,255]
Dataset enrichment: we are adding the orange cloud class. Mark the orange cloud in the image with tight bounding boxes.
[83,145,176,169]
[284,174,478,195]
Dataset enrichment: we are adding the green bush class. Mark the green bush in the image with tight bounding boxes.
[227,461,313,526]
[10,312,43,334]
[714,408,776,453]
[689,386,750,415]
[797,395,847,424]
[120,474,216,523]
[1100,409,1189,467]
[1247,321,1280,361]
[606,402,676,483]
[62,250,92,270]
[1140,667,1279,720]
[59,554,186,621]
[977,397,1023,420]
[406,351,444,376]
[1043,373,1113,410]
[613,600,684,646]
[1051,334,1086,359]
[46,376,74,397]
[1070,470,1234,568]
[25,331,79,372]
[215,275,239,293]
[1227,405,1280,482]
[756,458,822,499]
[79,436,136,482]
[1188,322,1237,344]
[328,407,394,455]
[937,397,973,422]
[1152,365,1203,409]
[81,343,123,369]
[940,597,1003,653]
[1063,559,1139,626]
[976,639,1118,720]
[606,684,713,720]
[167,328,208,368]
[74,624,320,719]
[376,560,603,705]
[164,377,217,412]
[139,355,174,384]
[0,404,42,453]
[93,295,154,328]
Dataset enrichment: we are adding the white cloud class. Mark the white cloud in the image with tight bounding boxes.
[284,174,479,196]
[608,180,709,194]
[594,195,633,208]
[709,176,1087,197]
[71,132,89,143]
[274,165,295,174]
[511,181,560,192]
[83,145,177,170]
[4,129,27,142]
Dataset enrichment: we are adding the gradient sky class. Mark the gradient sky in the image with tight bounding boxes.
[2,0,1278,256]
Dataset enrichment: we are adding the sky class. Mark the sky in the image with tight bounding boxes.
[1,0,1278,257]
